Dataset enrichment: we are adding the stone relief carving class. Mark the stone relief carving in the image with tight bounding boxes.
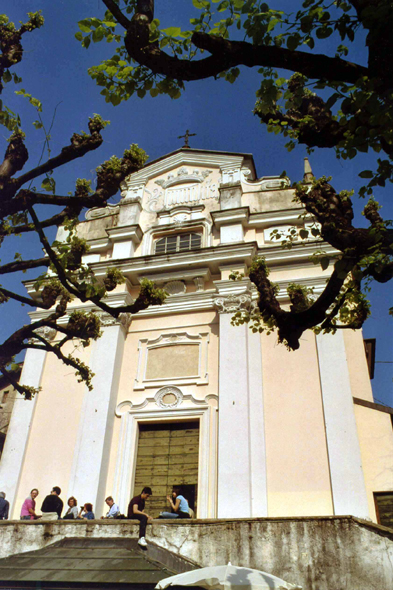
[194,277,205,292]
[214,292,252,314]
[164,280,187,295]
[155,168,211,189]
[85,204,119,220]
[155,386,183,408]
[115,390,218,415]
[156,205,205,226]
[97,312,132,332]
[120,180,145,201]
[173,214,189,224]
[241,168,291,189]
[31,326,57,342]
[221,166,241,184]
[144,187,165,213]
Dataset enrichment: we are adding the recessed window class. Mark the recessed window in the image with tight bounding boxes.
[155,232,201,255]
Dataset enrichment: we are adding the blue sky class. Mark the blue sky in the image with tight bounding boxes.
[2,1,392,404]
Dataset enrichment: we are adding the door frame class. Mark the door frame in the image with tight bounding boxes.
[113,406,216,517]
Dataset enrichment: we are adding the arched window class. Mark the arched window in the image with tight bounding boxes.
[155,232,202,255]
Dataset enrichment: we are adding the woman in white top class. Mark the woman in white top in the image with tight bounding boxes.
[63,497,79,519]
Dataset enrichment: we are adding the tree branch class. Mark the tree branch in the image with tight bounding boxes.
[0,257,49,275]
[0,190,105,218]
[14,131,103,191]
[101,0,131,29]
[123,13,367,85]
[5,207,79,235]
[27,205,81,298]
[0,287,49,309]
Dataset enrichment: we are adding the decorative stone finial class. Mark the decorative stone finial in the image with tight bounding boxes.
[304,157,313,184]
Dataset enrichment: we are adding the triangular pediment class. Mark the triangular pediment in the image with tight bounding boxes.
[120,149,255,212]
[121,148,255,189]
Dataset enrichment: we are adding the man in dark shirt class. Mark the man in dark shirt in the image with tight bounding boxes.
[41,486,63,520]
[0,492,9,520]
[127,487,153,547]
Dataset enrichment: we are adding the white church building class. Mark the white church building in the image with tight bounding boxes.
[1,147,392,524]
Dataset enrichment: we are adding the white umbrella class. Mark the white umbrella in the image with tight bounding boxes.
[155,563,302,590]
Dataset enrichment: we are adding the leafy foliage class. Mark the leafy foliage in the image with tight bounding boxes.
[78,0,393,348]
[0,12,167,397]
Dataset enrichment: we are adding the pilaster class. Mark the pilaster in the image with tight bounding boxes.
[316,331,370,517]
[67,313,131,513]
[214,283,268,517]
[0,338,51,516]
[211,207,249,244]
[107,224,143,260]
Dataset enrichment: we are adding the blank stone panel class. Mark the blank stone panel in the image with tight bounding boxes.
[145,345,199,380]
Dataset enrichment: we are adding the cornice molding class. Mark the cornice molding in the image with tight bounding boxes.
[248,207,305,228]
[116,390,218,416]
[106,224,143,244]
[140,267,211,284]
[27,290,134,323]
[27,271,332,324]
[259,242,339,265]
[90,242,258,282]
[211,207,250,228]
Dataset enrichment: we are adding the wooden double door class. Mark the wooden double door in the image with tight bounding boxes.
[133,421,199,517]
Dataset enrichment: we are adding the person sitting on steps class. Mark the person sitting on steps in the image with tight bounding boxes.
[127,487,153,548]
[159,487,191,519]
[41,486,63,520]
[102,496,120,519]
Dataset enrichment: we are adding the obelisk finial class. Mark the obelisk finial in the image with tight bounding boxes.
[304,157,313,184]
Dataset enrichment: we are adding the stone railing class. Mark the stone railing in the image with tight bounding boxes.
[0,516,392,589]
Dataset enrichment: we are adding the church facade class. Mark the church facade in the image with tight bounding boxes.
[1,148,392,523]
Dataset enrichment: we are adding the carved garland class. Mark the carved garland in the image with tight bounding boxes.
[214,293,252,314]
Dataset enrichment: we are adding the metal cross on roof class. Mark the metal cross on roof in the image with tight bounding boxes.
[178,129,196,148]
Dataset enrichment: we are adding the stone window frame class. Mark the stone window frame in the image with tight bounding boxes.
[154,231,202,255]
[141,218,212,256]
[134,331,210,390]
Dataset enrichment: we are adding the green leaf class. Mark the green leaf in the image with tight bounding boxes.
[162,27,182,37]
[78,21,92,33]
[316,26,333,39]
[75,32,83,41]
[92,27,104,42]
[287,35,299,51]
[30,97,42,111]
[359,170,374,179]
[320,257,330,271]
[82,36,91,49]
[2,70,12,83]
[192,0,210,8]
[218,1,229,11]
[41,177,56,194]
[33,120,43,129]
